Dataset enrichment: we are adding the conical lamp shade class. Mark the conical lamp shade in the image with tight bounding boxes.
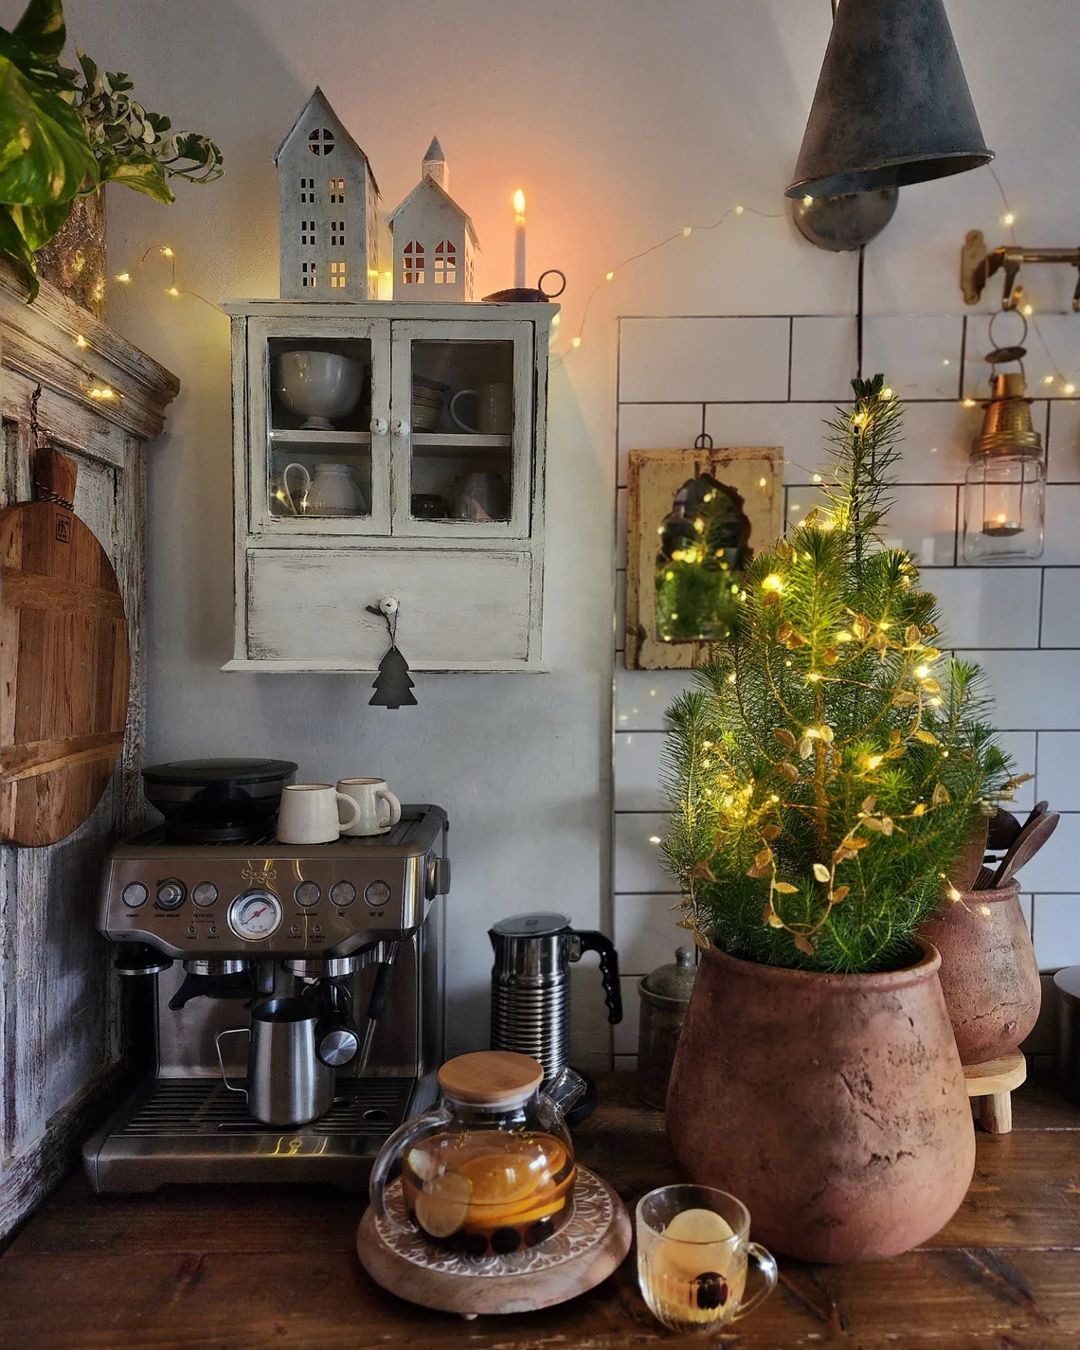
[786,0,992,200]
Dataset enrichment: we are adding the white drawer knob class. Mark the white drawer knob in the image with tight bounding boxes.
[370,416,389,435]
[392,418,411,438]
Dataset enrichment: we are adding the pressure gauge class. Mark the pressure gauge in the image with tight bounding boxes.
[227,889,283,941]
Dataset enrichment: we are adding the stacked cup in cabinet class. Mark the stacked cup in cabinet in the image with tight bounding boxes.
[222,301,554,672]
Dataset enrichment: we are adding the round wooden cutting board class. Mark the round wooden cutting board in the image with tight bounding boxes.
[0,448,130,846]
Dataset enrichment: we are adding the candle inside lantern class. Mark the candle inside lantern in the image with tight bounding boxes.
[982,512,1023,537]
[513,189,526,288]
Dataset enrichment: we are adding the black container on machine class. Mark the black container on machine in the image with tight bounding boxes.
[489,912,621,1122]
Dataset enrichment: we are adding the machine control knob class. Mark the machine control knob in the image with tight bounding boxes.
[364,880,391,908]
[156,879,186,910]
[192,882,219,908]
[317,1022,360,1067]
[122,882,149,908]
[294,881,321,907]
[329,881,356,907]
[426,857,451,900]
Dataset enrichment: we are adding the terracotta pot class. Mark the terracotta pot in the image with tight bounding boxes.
[920,879,1040,1065]
[36,191,107,318]
[666,940,974,1263]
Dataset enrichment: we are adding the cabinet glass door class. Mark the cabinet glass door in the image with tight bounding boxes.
[248,317,390,534]
[390,320,533,538]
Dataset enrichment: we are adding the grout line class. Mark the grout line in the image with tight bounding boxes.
[786,317,794,401]
[958,316,968,401]
[1038,568,1047,647]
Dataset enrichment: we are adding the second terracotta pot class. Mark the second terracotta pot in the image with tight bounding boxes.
[919,879,1041,1065]
[666,940,974,1263]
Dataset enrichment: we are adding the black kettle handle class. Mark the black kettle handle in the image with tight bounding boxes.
[573,931,622,1024]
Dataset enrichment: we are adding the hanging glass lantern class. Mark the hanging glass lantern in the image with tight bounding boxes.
[962,343,1045,564]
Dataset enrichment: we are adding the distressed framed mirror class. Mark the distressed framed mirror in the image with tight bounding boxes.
[625,443,784,669]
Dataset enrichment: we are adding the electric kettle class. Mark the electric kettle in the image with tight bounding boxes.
[488,912,622,1121]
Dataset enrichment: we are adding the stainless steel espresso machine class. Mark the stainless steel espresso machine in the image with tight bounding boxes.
[83,760,449,1193]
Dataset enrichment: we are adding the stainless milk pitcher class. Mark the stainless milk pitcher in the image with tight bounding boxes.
[216,997,336,1126]
[489,912,621,1118]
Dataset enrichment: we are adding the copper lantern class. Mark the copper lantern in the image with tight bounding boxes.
[962,371,1045,563]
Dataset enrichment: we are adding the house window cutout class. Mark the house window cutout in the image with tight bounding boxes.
[301,261,317,289]
[331,220,345,246]
[654,473,752,643]
[308,127,335,156]
[330,260,347,289]
[329,178,344,204]
[300,176,316,204]
[434,239,457,285]
[300,220,317,246]
[403,240,425,284]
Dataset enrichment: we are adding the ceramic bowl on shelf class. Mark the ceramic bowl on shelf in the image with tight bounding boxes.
[273,350,364,430]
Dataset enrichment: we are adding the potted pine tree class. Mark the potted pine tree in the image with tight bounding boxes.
[662,377,1020,1263]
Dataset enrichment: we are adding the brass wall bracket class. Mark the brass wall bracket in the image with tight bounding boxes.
[962,229,1080,311]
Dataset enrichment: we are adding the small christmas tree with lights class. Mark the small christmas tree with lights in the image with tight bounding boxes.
[662,376,1021,974]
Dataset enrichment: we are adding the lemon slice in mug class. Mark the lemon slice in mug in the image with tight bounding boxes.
[415,1171,473,1239]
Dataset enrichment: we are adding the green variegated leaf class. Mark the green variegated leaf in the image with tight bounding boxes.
[0,52,97,204]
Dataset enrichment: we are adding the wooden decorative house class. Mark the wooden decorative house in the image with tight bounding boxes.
[275,88,380,300]
[387,138,478,301]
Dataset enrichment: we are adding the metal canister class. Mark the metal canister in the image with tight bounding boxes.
[637,947,697,1109]
[1054,966,1080,1105]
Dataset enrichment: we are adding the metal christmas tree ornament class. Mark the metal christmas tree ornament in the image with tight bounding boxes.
[367,597,417,708]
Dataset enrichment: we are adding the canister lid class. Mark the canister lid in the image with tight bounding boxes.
[1054,966,1080,1003]
[437,1052,544,1107]
[490,912,570,938]
[643,947,697,1001]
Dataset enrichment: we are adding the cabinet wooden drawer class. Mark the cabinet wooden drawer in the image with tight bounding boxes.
[245,547,535,670]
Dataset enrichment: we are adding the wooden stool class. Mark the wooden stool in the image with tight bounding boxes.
[964,1051,1026,1134]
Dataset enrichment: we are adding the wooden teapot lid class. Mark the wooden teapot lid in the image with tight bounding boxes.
[437,1052,544,1106]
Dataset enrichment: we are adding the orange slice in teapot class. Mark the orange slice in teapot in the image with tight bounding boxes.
[415,1171,473,1238]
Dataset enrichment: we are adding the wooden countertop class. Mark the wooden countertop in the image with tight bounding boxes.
[0,1073,1078,1347]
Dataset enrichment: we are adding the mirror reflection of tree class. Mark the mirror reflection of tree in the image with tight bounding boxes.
[655,473,753,641]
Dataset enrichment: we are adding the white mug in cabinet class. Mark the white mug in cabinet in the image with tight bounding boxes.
[282,462,368,516]
[277,783,361,844]
[337,778,402,837]
[449,381,513,436]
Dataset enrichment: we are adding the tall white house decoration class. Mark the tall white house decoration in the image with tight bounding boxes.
[275,88,380,300]
[388,138,478,301]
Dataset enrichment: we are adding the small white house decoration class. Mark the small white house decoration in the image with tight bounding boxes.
[388,138,478,301]
[275,88,380,300]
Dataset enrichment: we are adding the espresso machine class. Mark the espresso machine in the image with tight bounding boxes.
[83,759,449,1192]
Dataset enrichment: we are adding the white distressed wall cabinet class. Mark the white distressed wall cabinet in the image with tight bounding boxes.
[223,301,554,671]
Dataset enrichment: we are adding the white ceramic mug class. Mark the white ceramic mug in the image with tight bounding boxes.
[277,783,361,844]
[336,778,402,837]
[448,381,513,435]
[282,462,367,516]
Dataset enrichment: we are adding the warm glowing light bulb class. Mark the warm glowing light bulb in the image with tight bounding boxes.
[681,226,692,237]
[882,387,894,399]
[802,195,813,207]
[758,476,767,488]
[513,189,526,217]
[74,334,88,349]
[114,272,131,283]
[1022,303,1034,317]
[942,358,951,367]
[762,574,784,592]
[962,398,976,408]
[1044,375,1055,385]
[165,285,180,297]
[812,472,822,483]
[160,246,174,258]
[915,664,930,678]
[1002,212,1015,227]
[734,204,744,215]
[605,270,615,282]
[571,336,582,348]
[1065,383,1077,395]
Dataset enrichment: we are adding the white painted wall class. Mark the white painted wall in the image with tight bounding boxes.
[21,0,1080,1063]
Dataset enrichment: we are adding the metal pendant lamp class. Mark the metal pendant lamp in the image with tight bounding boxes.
[786,0,993,201]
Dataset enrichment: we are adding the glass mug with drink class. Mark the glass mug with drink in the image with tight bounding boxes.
[636,1184,777,1332]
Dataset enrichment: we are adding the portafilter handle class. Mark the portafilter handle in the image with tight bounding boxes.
[568,930,623,1024]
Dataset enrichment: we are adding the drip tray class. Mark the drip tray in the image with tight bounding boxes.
[83,1076,422,1193]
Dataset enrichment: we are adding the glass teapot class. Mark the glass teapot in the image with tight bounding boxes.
[369,1051,576,1257]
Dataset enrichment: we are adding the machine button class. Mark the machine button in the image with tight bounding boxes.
[294,881,321,907]
[329,881,356,907]
[155,879,186,910]
[192,882,219,907]
[122,882,149,908]
[364,880,392,908]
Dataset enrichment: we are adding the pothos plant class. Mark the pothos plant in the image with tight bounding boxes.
[661,376,1026,975]
[0,0,222,299]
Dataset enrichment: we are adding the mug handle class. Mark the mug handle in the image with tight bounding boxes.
[448,388,479,433]
[335,791,362,833]
[215,1027,250,1099]
[282,462,311,514]
[732,1241,779,1321]
[376,787,402,828]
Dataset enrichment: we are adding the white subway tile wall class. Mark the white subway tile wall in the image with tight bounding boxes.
[613,313,1080,1066]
